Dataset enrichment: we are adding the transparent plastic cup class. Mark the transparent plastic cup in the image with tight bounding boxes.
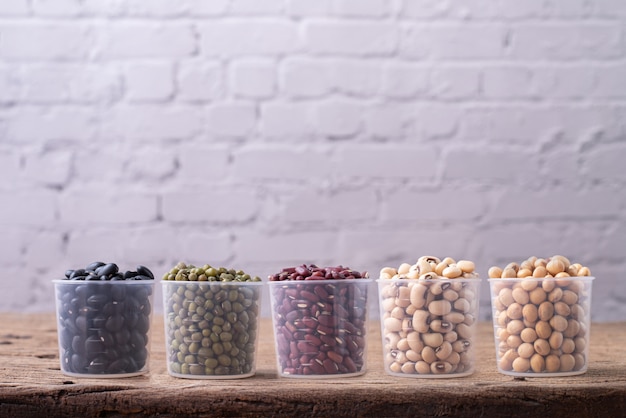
[162,280,262,379]
[378,278,481,378]
[489,276,594,377]
[268,279,372,378]
[54,280,154,378]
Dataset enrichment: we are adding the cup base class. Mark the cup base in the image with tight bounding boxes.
[497,369,587,378]
[384,369,475,379]
[167,371,255,380]
[278,370,365,379]
[60,370,148,379]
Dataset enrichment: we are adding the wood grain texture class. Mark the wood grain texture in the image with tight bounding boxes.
[0,314,624,417]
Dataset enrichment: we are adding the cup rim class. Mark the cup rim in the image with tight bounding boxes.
[487,276,595,282]
[52,279,155,285]
[268,278,373,285]
[161,280,264,286]
[376,277,480,283]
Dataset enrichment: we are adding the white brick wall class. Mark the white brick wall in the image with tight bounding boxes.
[0,0,625,322]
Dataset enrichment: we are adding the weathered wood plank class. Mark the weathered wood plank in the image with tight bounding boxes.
[0,314,624,417]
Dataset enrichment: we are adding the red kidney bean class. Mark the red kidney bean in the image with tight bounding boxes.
[269,265,370,377]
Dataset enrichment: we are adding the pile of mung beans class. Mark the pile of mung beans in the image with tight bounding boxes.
[379,256,480,376]
[489,255,592,374]
[162,262,262,377]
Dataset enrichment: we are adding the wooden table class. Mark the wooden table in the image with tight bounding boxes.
[0,314,624,417]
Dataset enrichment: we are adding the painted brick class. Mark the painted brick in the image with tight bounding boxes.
[234,231,338,263]
[592,0,626,17]
[443,149,536,181]
[283,189,377,223]
[80,0,127,16]
[304,21,398,56]
[260,102,315,138]
[329,58,382,97]
[178,145,230,183]
[332,0,390,17]
[287,0,331,16]
[23,149,72,187]
[161,190,258,223]
[545,0,590,18]
[199,21,299,57]
[496,0,546,19]
[583,145,626,180]
[122,226,178,266]
[314,100,362,138]
[0,65,20,104]
[124,62,174,102]
[187,0,229,16]
[230,59,276,99]
[65,228,129,262]
[333,144,439,180]
[59,191,158,224]
[592,64,626,99]
[229,0,285,15]
[206,102,256,137]
[0,1,30,15]
[0,228,23,264]
[430,66,481,100]
[0,191,57,225]
[532,65,596,99]
[0,151,20,190]
[482,66,534,99]
[400,24,508,59]
[0,268,37,311]
[5,106,97,142]
[177,230,232,265]
[126,0,188,16]
[123,146,178,182]
[102,105,203,140]
[364,103,414,139]
[32,0,82,16]
[177,60,223,102]
[24,230,66,269]
[280,58,331,98]
[381,62,429,99]
[510,23,622,60]
[231,145,330,181]
[400,0,449,19]
[98,23,196,59]
[381,189,487,222]
[0,22,92,60]
[417,104,461,139]
[540,150,581,182]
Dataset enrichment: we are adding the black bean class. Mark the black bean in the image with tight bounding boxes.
[136,265,154,279]
[96,263,118,277]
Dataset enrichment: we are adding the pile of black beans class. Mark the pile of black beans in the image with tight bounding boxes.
[55,262,154,375]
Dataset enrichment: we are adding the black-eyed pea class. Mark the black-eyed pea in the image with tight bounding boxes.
[391,306,405,320]
[498,288,515,307]
[435,341,453,360]
[394,351,408,364]
[488,266,503,279]
[415,360,431,374]
[534,338,551,356]
[520,327,538,343]
[416,259,433,274]
[561,338,575,354]
[405,305,417,315]
[512,288,529,304]
[398,263,411,275]
[412,310,430,333]
[517,342,535,359]
[428,300,452,316]
[506,319,525,336]
[512,357,530,373]
[425,291,436,306]
[561,289,578,306]
[454,298,470,313]
[549,315,568,333]
[563,319,580,338]
[397,337,410,352]
[400,361,416,374]
[421,346,437,364]
[382,297,396,312]
[444,312,465,325]
[546,258,566,276]
[457,260,475,274]
[574,353,585,370]
[456,323,471,339]
[529,287,547,305]
[542,279,556,292]
[386,332,401,349]
[443,288,459,302]
[401,318,413,333]
[422,332,444,348]
[506,302,523,320]
[384,317,402,333]
[464,314,475,326]
[431,361,453,374]
[538,301,555,321]
[444,331,458,343]
[380,267,397,279]
[442,265,462,279]
[545,354,560,372]
[434,262,448,276]
[406,270,420,279]
[535,321,552,339]
[574,336,586,353]
[419,272,438,282]
[549,331,563,350]
[450,281,464,292]
[406,349,421,362]
[533,266,547,278]
[522,304,538,323]
[452,339,470,353]
[389,361,402,373]
[507,335,522,349]
[406,331,423,352]
[530,353,545,373]
[429,319,452,333]
[559,354,575,372]
[396,286,411,308]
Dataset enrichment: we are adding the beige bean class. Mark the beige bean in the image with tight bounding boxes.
[435,262,448,276]
[447,351,461,365]
[561,338,575,354]
[529,287,547,305]
[547,258,566,275]
[554,301,570,317]
[522,304,538,323]
[535,321,552,339]
[391,306,405,320]
[517,342,535,359]
[505,262,520,273]
[464,314,475,326]
[412,310,430,333]
[450,281,463,292]
[545,354,560,372]
[457,260,475,273]
[406,270,420,279]
[574,353,586,370]
[512,357,530,373]
[409,283,427,309]
[507,319,525,336]
[499,288,515,307]
[512,287,530,304]
[563,319,581,338]
[542,279,556,292]
[520,278,538,291]
[533,266,547,278]
[517,268,533,278]
[560,354,575,372]
[421,346,437,364]
[577,266,591,276]
[380,267,397,278]
[415,360,431,374]
[538,301,555,321]
[502,268,517,278]
[506,303,523,320]
[488,266,503,278]
[574,337,586,353]
[562,289,578,306]
[406,349,421,362]
[422,332,444,348]
[497,310,509,327]
[549,315,568,332]
[506,335,522,349]
[384,317,402,333]
[530,353,545,373]
[520,327,538,343]
[534,338,551,356]
[397,337,410,352]
[428,300,452,316]
[442,288,459,302]
[548,287,563,303]
[549,331,563,350]
[401,361,416,374]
